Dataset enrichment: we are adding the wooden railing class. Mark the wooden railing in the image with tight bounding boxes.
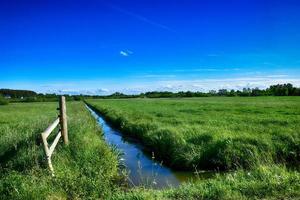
[41,96,68,176]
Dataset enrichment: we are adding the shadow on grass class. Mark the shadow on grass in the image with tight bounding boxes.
[0,133,47,172]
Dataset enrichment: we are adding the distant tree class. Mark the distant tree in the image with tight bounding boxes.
[0,89,37,98]
[228,89,236,97]
[185,91,193,97]
[2,83,299,102]
[243,88,251,96]
[269,83,295,96]
[218,89,228,96]
[251,87,262,96]
[139,93,146,98]
[209,90,217,96]
[293,88,300,96]
[74,95,84,101]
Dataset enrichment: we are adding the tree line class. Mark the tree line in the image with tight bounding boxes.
[1,83,300,103]
[0,89,37,98]
[102,83,300,98]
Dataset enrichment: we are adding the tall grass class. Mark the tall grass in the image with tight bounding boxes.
[0,95,8,105]
[111,165,300,200]
[87,97,300,170]
[1,100,299,199]
[0,102,120,199]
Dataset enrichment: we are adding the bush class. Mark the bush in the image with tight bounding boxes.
[0,95,8,105]
[21,97,37,102]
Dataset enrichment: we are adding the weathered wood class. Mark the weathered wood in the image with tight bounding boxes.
[41,118,60,139]
[41,96,68,176]
[59,96,68,144]
[41,130,57,177]
[42,133,50,157]
[47,156,55,177]
[49,131,61,156]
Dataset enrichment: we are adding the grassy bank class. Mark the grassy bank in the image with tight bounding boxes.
[111,165,300,200]
[87,97,300,170]
[0,102,120,199]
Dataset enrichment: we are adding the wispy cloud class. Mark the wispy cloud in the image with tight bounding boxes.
[153,76,300,92]
[173,68,217,72]
[107,75,300,94]
[262,62,279,66]
[97,88,109,93]
[120,50,133,57]
[3,74,299,95]
[138,74,176,78]
[48,88,110,95]
[265,74,288,78]
[107,4,175,32]
[173,67,240,72]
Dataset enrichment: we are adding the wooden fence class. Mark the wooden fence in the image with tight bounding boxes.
[41,96,68,176]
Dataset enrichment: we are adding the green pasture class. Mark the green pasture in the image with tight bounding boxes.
[1,98,299,199]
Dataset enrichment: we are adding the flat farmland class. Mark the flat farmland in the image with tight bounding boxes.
[87,97,300,170]
[0,99,299,199]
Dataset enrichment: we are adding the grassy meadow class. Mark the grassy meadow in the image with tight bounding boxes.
[0,97,299,199]
[87,97,300,170]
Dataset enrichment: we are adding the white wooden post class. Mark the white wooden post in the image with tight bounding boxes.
[59,96,68,145]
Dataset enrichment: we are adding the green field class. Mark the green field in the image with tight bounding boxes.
[0,102,120,199]
[1,98,300,199]
[87,97,300,170]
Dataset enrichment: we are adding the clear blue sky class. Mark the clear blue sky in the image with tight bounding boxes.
[1,0,300,94]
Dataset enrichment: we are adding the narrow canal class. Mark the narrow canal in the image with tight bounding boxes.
[86,105,210,188]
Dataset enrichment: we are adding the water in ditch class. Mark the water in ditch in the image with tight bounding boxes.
[86,105,212,189]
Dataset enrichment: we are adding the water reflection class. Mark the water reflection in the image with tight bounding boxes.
[86,105,211,188]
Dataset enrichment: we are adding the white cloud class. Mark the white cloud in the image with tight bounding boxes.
[56,89,81,95]
[120,50,133,57]
[102,75,300,94]
[265,74,288,78]
[97,88,109,92]
[138,74,176,78]
[3,74,299,95]
[96,88,110,95]
[152,76,300,92]
[120,51,128,56]
[173,67,241,73]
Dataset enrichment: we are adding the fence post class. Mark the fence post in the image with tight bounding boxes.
[59,96,68,145]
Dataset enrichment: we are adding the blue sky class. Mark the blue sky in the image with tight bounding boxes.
[1,0,300,94]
